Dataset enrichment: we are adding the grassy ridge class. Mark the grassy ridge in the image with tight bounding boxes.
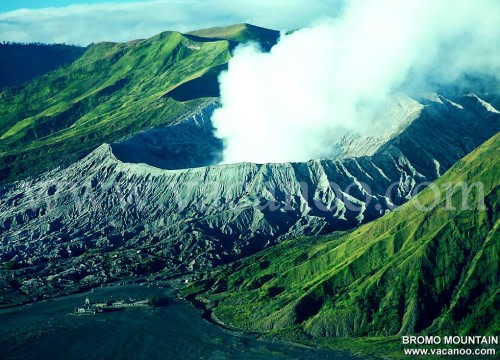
[187,23,280,51]
[0,24,279,183]
[0,33,228,182]
[191,132,500,357]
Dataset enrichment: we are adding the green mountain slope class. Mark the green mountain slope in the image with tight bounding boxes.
[188,23,280,51]
[0,24,279,184]
[0,43,85,89]
[190,132,500,356]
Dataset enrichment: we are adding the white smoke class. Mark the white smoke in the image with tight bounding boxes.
[212,0,500,164]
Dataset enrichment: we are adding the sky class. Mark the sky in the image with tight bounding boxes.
[0,0,344,45]
[0,0,149,12]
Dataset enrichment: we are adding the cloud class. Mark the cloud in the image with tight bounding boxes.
[212,0,500,164]
[0,0,344,45]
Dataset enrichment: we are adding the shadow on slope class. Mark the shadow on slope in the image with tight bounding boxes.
[110,101,223,169]
[0,43,85,89]
[165,65,226,102]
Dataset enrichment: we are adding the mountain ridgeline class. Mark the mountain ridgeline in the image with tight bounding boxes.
[0,24,279,184]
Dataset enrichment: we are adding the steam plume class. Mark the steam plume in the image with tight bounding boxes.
[212,0,500,164]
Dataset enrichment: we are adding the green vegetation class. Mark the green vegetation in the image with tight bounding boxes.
[0,24,279,184]
[191,132,500,357]
[187,23,280,51]
[1,260,16,270]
